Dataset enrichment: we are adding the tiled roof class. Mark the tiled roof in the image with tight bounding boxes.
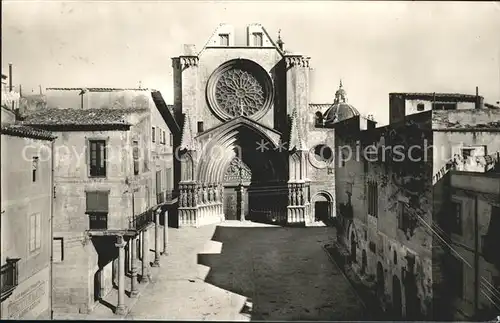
[22,108,148,126]
[1,123,56,140]
[46,87,149,92]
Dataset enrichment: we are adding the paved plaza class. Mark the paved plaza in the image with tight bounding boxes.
[124,221,366,321]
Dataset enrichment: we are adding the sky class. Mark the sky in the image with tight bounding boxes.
[2,1,500,125]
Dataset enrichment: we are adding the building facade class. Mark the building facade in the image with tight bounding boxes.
[21,88,174,315]
[332,92,500,320]
[161,23,341,227]
[1,72,56,319]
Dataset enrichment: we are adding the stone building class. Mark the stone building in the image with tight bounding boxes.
[1,69,55,319]
[156,23,340,227]
[331,91,500,320]
[20,88,174,315]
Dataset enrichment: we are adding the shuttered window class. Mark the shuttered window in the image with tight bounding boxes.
[29,213,41,253]
[89,140,106,177]
[86,191,109,213]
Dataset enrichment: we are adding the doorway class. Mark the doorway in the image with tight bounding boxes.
[377,262,385,299]
[350,232,357,263]
[224,187,239,220]
[313,192,332,222]
[361,250,367,275]
[392,275,403,319]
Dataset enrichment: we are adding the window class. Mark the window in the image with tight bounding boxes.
[169,133,173,146]
[133,140,140,175]
[417,103,425,111]
[152,127,156,143]
[156,170,163,204]
[89,140,106,177]
[29,213,41,253]
[219,34,229,46]
[397,201,411,231]
[197,121,204,133]
[367,181,378,217]
[86,191,109,230]
[32,156,39,182]
[53,238,64,263]
[450,201,462,234]
[253,32,263,46]
[162,130,166,145]
[432,102,457,110]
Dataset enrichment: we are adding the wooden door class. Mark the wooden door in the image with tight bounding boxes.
[224,187,238,220]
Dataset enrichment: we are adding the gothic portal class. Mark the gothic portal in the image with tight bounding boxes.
[171,23,337,227]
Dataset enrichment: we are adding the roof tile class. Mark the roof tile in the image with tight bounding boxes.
[1,124,56,140]
[22,108,148,126]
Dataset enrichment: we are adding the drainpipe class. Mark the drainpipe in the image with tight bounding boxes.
[49,139,55,319]
[474,195,479,316]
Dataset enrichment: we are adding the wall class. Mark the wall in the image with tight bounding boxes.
[447,173,500,320]
[0,134,52,319]
[50,128,130,313]
[337,114,435,319]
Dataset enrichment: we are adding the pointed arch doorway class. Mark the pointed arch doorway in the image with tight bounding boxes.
[222,156,252,221]
[196,122,288,224]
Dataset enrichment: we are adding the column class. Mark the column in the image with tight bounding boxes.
[162,210,168,255]
[130,236,139,297]
[152,208,161,267]
[239,185,246,221]
[140,230,150,283]
[115,235,127,315]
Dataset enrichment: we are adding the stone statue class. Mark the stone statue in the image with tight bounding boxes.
[180,186,186,207]
[219,184,224,203]
[299,186,304,205]
[202,184,208,204]
[208,184,214,203]
[214,183,219,202]
[194,186,199,206]
[197,185,203,204]
[291,185,296,206]
[186,188,192,207]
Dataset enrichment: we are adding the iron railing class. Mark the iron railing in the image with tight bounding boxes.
[129,207,155,231]
[1,258,20,302]
[88,213,108,230]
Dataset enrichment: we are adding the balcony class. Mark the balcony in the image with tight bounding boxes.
[88,213,108,230]
[129,207,155,231]
[1,258,20,302]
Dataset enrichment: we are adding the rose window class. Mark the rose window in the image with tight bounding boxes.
[214,69,266,118]
[207,59,273,121]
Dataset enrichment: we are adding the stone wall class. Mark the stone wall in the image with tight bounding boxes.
[0,134,53,319]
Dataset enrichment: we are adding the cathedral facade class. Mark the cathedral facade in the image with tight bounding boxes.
[170,23,340,227]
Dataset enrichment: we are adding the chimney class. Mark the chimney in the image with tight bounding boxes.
[475,86,480,109]
[9,63,13,92]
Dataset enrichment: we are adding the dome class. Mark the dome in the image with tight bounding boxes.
[323,80,360,123]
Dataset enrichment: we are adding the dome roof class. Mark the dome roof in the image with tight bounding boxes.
[323,80,360,123]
